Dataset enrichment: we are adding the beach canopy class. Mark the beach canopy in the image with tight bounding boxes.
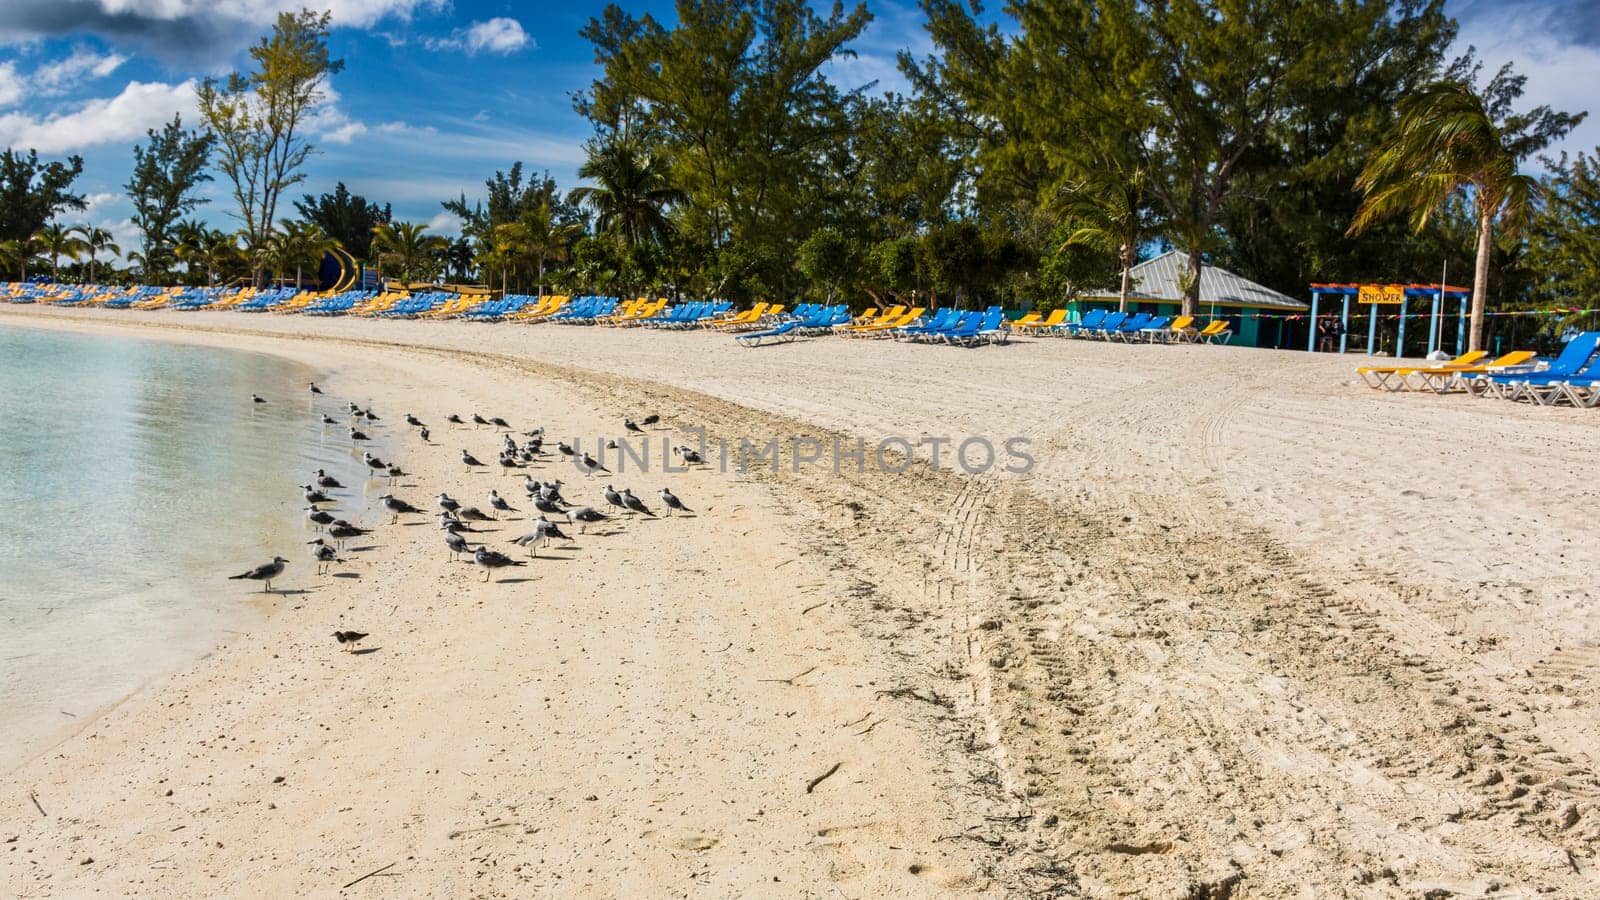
[1085,250,1309,311]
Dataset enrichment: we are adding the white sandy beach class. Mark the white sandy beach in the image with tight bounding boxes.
[3,304,1599,897]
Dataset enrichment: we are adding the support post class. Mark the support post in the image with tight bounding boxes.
[1457,296,1468,353]
[1396,291,1408,359]
[1339,295,1351,354]
[1428,290,1442,355]
[1367,302,1378,355]
[1307,293,1320,351]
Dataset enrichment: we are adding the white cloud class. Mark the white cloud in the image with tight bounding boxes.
[0,79,197,153]
[0,62,22,108]
[1452,4,1600,163]
[425,17,532,56]
[32,47,127,94]
[425,210,460,236]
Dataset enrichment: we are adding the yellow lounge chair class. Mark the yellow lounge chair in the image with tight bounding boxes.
[1356,350,1486,390]
[703,302,768,330]
[1012,308,1069,334]
[1408,351,1538,394]
[842,306,925,338]
[1189,320,1232,344]
[717,303,786,332]
[836,305,905,333]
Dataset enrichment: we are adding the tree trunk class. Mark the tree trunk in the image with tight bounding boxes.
[1469,206,1493,352]
[89,253,96,284]
[1117,250,1132,315]
[538,257,545,297]
[1182,252,1202,318]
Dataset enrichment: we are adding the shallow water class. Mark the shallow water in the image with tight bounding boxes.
[0,324,381,769]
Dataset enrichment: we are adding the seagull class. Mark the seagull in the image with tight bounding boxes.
[305,507,336,529]
[489,416,511,430]
[457,506,495,522]
[314,469,343,489]
[251,394,266,404]
[540,481,568,506]
[446,414,464,427]
[386,464,405,481]
[642,413,660,427]
[461,449,485,472]
[302,484,333,505]
[349,427,370,442]
[327,520,371,545]
[522,474,542,496]
[522,427,544,439]
[405,413,424,428]
[605,439,618,450]
[660,487,691,516]
[362,452,387,473]
[603,484,627,516]
[674,445,704,465]
[361,408,380,421]
[229,556,286,592]
[437,493,461,513]
[502,434,518,451]
[332,630,368,653]
[621,488,655,518]
[473,546,526,582]
[624,418,643,434]
[418,427,430,443]
[489,490,517,513]
[308,538,343,574]
[512,516,568,556]
[556,441,575,457]
[445,530,475,560]
[381,493,423,524]
[577,452,608,477]
[348,402,361,414]
[569,505,610,533]
[523,437,543,455]
[308,383,323,395]
[497,453,522,473]
[530,494,567,518]
[472,413,490,428]
[438,512,481,534]
[321,414,338,425]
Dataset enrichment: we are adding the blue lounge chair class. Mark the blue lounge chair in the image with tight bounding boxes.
[1061,309,1107,337]
[1472,331,1600,400]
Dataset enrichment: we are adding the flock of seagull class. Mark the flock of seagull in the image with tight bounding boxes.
[226,380,700,654]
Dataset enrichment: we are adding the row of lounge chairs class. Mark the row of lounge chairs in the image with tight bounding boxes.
[1355,332,1600,407]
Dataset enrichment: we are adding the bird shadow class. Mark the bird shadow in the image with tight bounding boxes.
[351,647,381,655]
[497,577,537,584]
[347,545,380,553]
[332,572,361,579]
[271,589,315,596]
[586,529,626,538]
[528,554,575,561]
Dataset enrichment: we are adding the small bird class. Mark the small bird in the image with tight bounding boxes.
[229,556,287,592]
[603,484,627,515]
[530,494,566,518]
[497,453,522,473]
[437,493,461,513]
[461,449,485,472]
[489,416,511,430]
[321,414,338,425]
[305,507,336,529]
[659,487,691,516]
[569,506,610,533]
[512,516,569,556]
[251,394,266,404]
[381,494,423,524]
[418,427,430,443]
[363,452,387,472]
[348,402,361,414]
[674,445,704,465]
[362,408,380,421]
[308,538,343,574]
[308,383,323,395]
[327,520,371,545]
[438,512,480,534]
[405,413,423,428]
[523,437,543,455]
[314,469,343,489]
[502,434,518,451]
[302,485,333,505]
[332,630,368,652]
[445,530,475,560]
[540,481,568,506]
[523,427,544,439]
[577,452,608,477]
[642,414,660,427]
[457,506,495,522]
[489,490,517,513]
[386,464,405,481]
[446,414,464,426]
[473,546,526,582]
[605,439,618,450]
[624,418,643,434]
[556,441,575,457]
[350,427,371,442]
[621,489,655,518]
[472,413,490,428]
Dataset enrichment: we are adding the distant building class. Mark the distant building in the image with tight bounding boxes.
[1073,250,1308,348]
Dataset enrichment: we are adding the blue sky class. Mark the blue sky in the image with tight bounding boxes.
[0,0,1595,257]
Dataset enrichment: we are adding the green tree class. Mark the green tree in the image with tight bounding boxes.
[442,164,582,246]
[370,221,447,284]
[1351,67,1582,350]
[1053,163,1157,313]
[795,227,857,302]
[74,225,121,284]
[197,9,344,283]
[0,150,86,262]
[444,236,476,282]
[176,228,241,286]
[864,236,925,307]
[294,182,391,261]
[1525,149,1600,315]
[273,219,341,289]
[125,114,214,280]
[0,236,40,281]
[571,140,683,251]
[34,224,87,281]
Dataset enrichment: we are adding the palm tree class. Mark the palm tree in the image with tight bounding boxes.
[370,221,447,284]
[175,229,241,287]
[33,224,88,282]
[445,237,475,282]
[0,236,40,281]
[571,141,684,250]
[1054,162,1154,314]
[274,220,341,289]
[1350,79,1563,352]
[74,225,121,285]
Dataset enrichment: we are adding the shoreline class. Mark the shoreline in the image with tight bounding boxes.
[3,303,1599,895]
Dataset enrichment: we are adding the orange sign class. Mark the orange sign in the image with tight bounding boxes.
[1358,284,1406,305]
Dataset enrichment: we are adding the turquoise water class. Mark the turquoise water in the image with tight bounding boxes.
[0,325,380,769]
